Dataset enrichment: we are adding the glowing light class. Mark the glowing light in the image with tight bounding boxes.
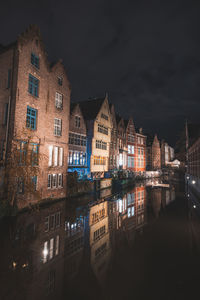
[193,205,196,208]
[186,176,189,180]
[12,261,17,269]
[192,180,196,185]
[22,263,28,268]
[187,194,190,197]
[43,248,48,257]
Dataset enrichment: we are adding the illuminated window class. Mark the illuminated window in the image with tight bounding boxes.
[54,146,58,166]
[55,235,59,256]
[49,238,54,260]
[55,92,63,109]
[26,106,37,130]
[48,146,53,166]
[28,74,39,97]
[59,148,63,166]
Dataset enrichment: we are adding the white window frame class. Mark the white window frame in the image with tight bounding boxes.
[58,173,63,188]
[55,92,63,109]
[54,118,62,136]
[52,174,57,188]
[47,174,52,189]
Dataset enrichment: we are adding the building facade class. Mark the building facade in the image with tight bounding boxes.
[146,134,161,171]
[161,140,175,167]
[125,117,136,172]
[79,96,112,178]
[135,129,146,173]
[0,25,70,208]
[116,116,127,170]
[68,103,87,178]
[109,104,118,172]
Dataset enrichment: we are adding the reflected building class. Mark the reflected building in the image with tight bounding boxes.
[0,200,66,300]
[88,200,111,284]
[64,210,85,281]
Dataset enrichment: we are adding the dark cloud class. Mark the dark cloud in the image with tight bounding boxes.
[1,0,200,145]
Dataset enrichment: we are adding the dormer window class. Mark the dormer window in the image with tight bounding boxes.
[31,53,39,69]
[58,77,63,86]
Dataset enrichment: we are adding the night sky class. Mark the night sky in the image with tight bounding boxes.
[1,0,200,146]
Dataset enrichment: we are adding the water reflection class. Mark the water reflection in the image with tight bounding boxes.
[0,181,177,300]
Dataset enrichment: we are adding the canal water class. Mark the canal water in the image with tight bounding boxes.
[0,179,200,300]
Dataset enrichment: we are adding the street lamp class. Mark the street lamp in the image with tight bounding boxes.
[192,180,196,185]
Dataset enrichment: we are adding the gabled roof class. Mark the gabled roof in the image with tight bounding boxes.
[124,119,129,129]
[116,114,123,125]
[77,98,105,120]
[70,102,77,114]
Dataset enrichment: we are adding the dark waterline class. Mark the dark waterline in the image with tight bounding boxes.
[0,180,200,300]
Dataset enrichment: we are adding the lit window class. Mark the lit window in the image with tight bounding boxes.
[55,235,59,256]
[31,53,39,69]
[26,106,37,130]
[43,241,48,263]
[48,145,53,166]
[28,74,39,97]
[54,146,58,166]
[59,148,63,166]
[54,118,62,136]
[49,238,54,260]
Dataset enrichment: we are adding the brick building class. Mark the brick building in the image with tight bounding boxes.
[146,134,161,170]
[0,25,70,208]
[78,95,112,178]
[161,140,175,167]
[186,123,200,195]
[135,129,146,174]
[109,104,118,172]
[68,103,87,178]
[125,117,136,172]
[116,115,127,170]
